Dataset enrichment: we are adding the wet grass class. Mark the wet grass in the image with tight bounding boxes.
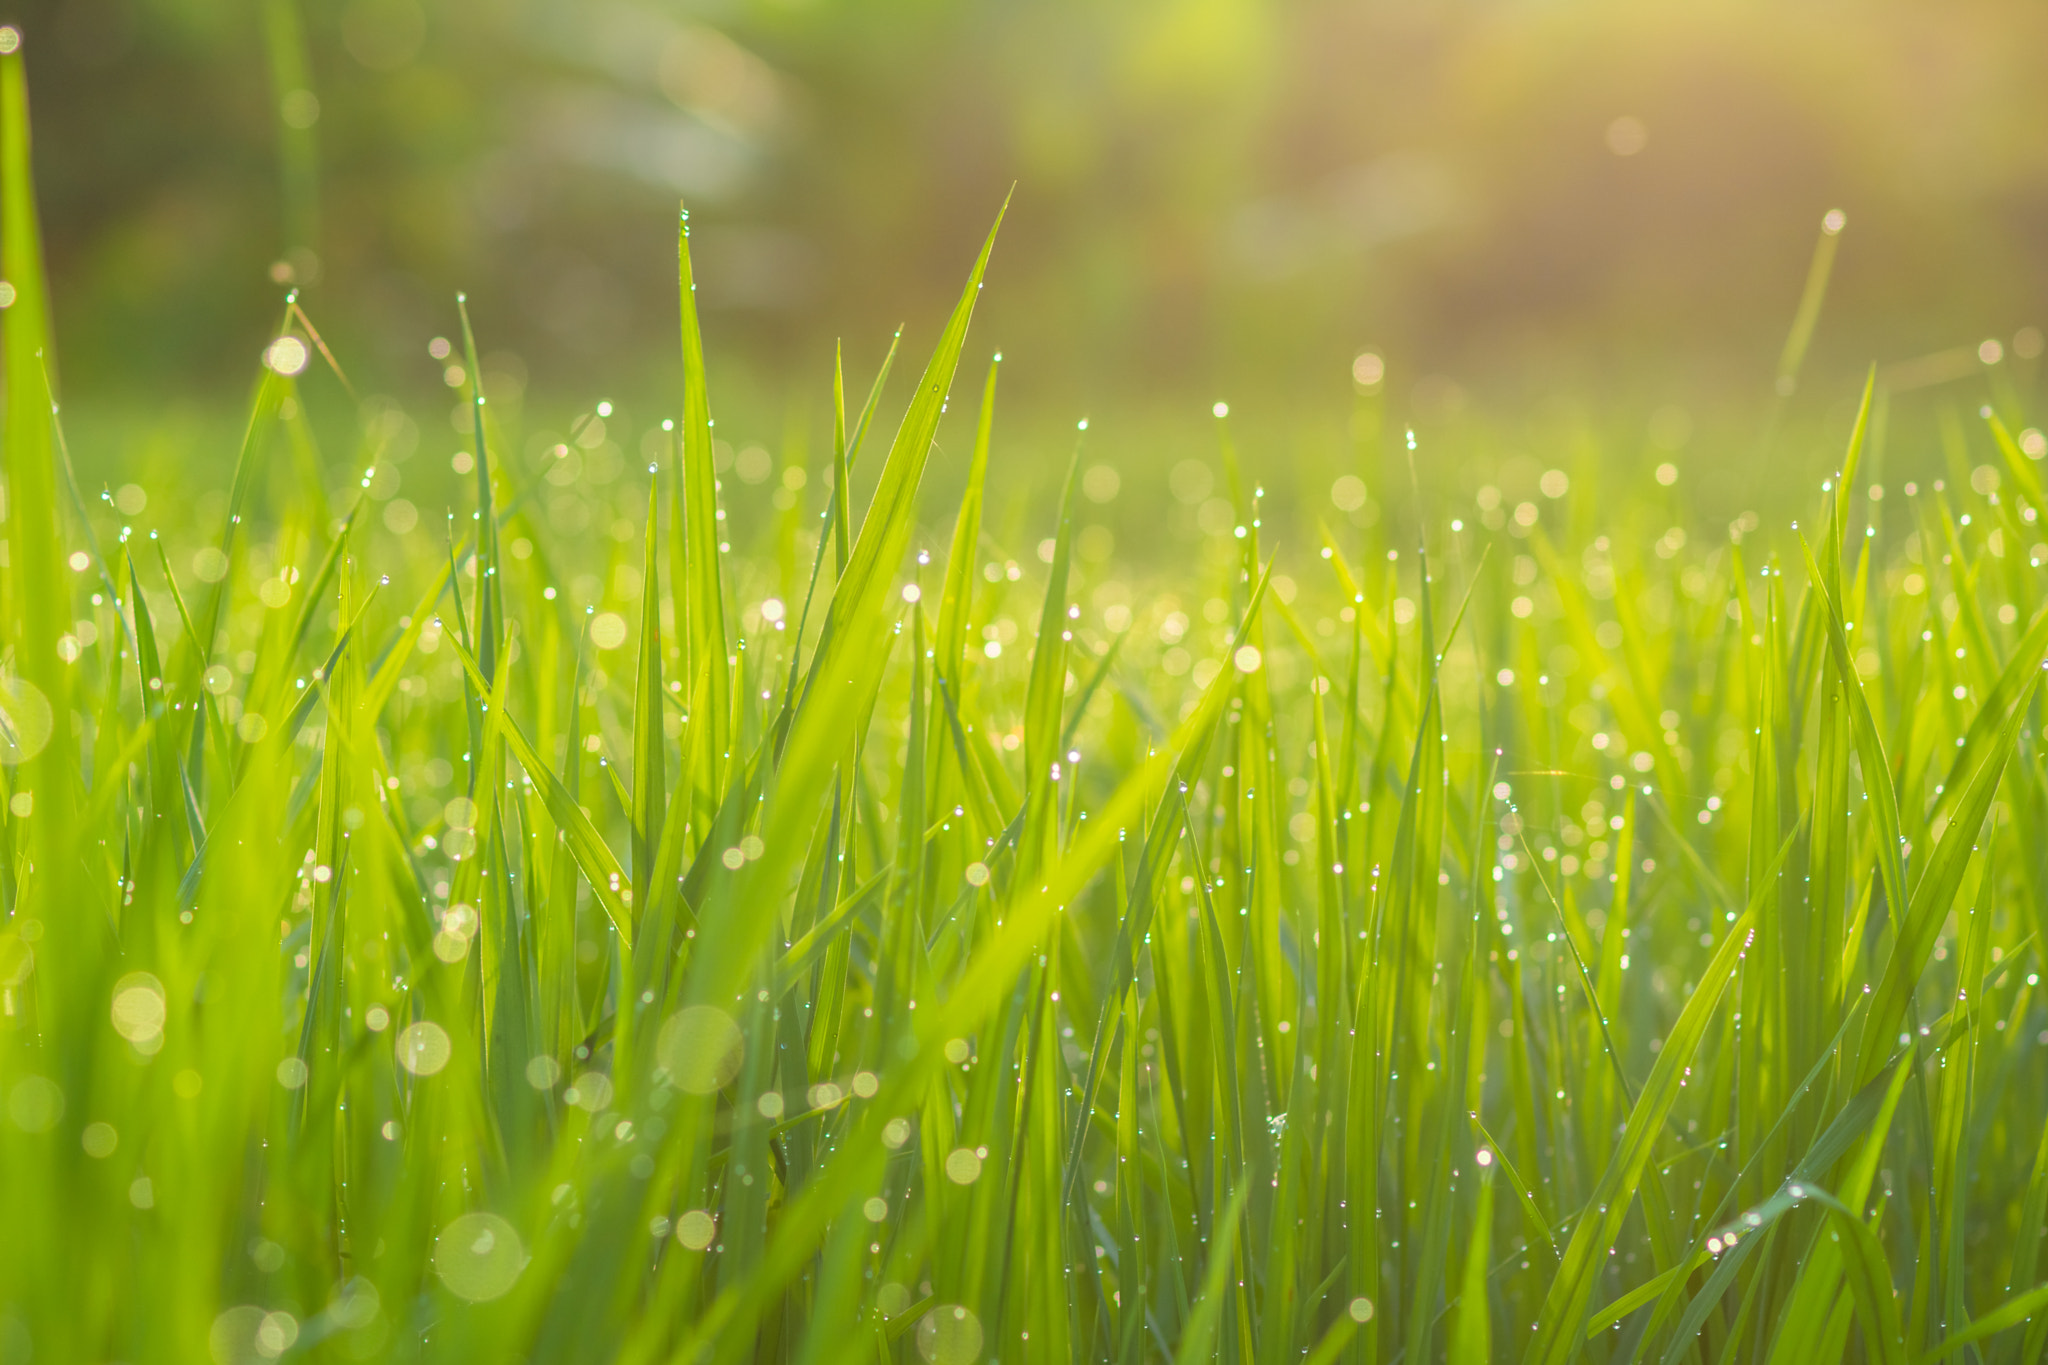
[6,37,2048,1365]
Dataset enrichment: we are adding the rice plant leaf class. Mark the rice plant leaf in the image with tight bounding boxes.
[1797,1185,1908,1365]
[358,558,454,725]
[677,202,731,772]
[1175,1179,1252,1365]
[1986,411,2047,513]
[1524,903,1758,1365]
[1471,1111,1558,1259]
[632,479,667,890]
[1449,1167,1495,1363]
[1798,534,1908,928]
[446,632,634,944]
[1915,1280,2048,1363]
[1854,666,2038,1088]
[669,603,1246,1356]
[677,199,1005,1011]
[934,355,1000,694]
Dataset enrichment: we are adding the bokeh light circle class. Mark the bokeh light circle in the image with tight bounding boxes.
[0,674,53,766]
[395,1021,451,1076]
[916,1305,984,1364]
[657,1005,743,1095]
[434,1212,525,1302]
[110,972,167,1044]
[7,1076,63,1132]
[675,1209,716,1250]
[263,336,309,376]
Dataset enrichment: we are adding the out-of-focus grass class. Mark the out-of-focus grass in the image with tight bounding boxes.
[31,0,2048,410]
[8,33,2048,1365]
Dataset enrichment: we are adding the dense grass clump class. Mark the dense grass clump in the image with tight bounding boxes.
[8,47,2048,1365]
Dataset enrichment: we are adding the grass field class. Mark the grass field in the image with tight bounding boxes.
[8,39,2048,1365]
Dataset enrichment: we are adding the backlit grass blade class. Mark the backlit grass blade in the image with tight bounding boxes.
[1799,1185,1908,1365]
[1774,209,1846,397]
[1449,1165,1495,1363]
[934,354,1000,698]
[1,36,73,871]
[676,203,731,777]
[631,479,667,896]
[1853,668,2038,1088]
[1799,535,1909,933]
[1915,1279,2048,1363]
[456,296,502,697]
[1020,442,1081,876]
[677,199,1006,1014]
[259,0,318,255]
[1524,904,1757,1365]
[1175,1179,1251,1365]
[446,633,635,945]
[670,600,1249,1356]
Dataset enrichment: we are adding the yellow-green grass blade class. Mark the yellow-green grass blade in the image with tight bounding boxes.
[1915,1279,2048,1364]
[1523,902,1758,1365]
[631,479,667,896]
[676,200,1005,1018]
[456,295,502,693]
[669,609,1245,1356]
[1774,209,1846,396]
[676,203,731,774]
[934,355,1000,697]
[1853,667,2038,1088]
[1019,441,1081,877]
[447,633,634,945]
[1175,1178,1252,1365]
[1449,1165,1495,1363]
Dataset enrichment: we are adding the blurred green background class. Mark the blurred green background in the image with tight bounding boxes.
[18,0,2048,508]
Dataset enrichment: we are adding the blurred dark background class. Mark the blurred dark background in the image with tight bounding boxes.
[16,0,2048,445]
